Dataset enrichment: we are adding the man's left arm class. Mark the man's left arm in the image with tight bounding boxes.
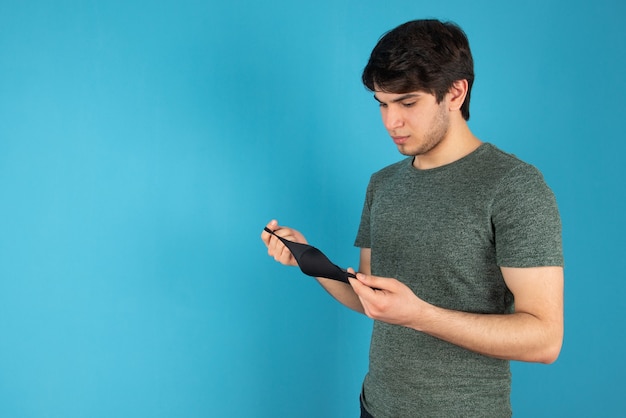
[349,265,564,363]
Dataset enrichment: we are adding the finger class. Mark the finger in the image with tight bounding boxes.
[271,235,286,258]
[261,219,279,244]
[264,221,292,250]
[268,232,285,257]
[267,230,295,265]
[274,241,296,266]
[346,268,356,283]
[354,273,391,294]
[349,274,375,296]
[356,272,386,288]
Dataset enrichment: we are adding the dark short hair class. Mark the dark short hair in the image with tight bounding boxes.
[362,19,475,120]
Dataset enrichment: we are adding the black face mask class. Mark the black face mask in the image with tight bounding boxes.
[264,227,356,284]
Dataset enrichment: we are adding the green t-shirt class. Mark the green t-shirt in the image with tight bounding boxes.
[354,143,563,418]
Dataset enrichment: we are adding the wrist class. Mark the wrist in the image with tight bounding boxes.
[408,300,439,332]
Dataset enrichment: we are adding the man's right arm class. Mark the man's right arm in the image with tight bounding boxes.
[315,248,370,313]
[261,220,366,313]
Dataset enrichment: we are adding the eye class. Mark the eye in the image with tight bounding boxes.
[378,102,388,108]
[402,102,416,108]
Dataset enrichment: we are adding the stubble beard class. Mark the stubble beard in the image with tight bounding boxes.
[399,103,450,157]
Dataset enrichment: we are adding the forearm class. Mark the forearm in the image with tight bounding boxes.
[352,266,563,363]
[316,277,364,314]
[414,303,563,363]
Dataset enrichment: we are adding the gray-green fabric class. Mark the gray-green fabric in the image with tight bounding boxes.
[354,143,563,418]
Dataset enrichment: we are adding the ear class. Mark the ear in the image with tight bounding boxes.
[447,79,469,113]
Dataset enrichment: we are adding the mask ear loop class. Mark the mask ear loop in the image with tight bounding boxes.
[263,227,356,283]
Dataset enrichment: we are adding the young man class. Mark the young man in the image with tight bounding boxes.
[261,19,563,417]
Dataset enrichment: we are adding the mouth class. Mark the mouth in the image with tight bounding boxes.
[391,135,409,145]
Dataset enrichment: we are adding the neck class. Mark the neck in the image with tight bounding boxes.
[413,118,482,170]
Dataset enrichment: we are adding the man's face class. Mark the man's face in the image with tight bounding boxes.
[374,90,450,158]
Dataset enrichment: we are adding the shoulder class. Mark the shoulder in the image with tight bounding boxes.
[369,158,412,183]
[474,144,548,189]
[372,157,411,177]
[477,143,537,174]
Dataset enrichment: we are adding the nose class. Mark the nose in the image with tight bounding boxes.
[382,106,404,131]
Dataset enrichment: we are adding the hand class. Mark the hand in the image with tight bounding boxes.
[348,273,427,328]
[260,220,308,267]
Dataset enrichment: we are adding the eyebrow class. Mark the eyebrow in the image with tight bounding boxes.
[373,93,421,104]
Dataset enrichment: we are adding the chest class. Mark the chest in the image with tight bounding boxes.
[369,175,494,254]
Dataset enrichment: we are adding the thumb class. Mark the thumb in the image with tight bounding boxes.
[356,272,388,290]
[264,219,280,234]
[262,219,279,243]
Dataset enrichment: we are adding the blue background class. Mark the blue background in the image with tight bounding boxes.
[1,0,624,417]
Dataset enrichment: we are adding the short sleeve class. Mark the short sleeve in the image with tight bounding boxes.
[492,164,563,267]
[354,178,374,249]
